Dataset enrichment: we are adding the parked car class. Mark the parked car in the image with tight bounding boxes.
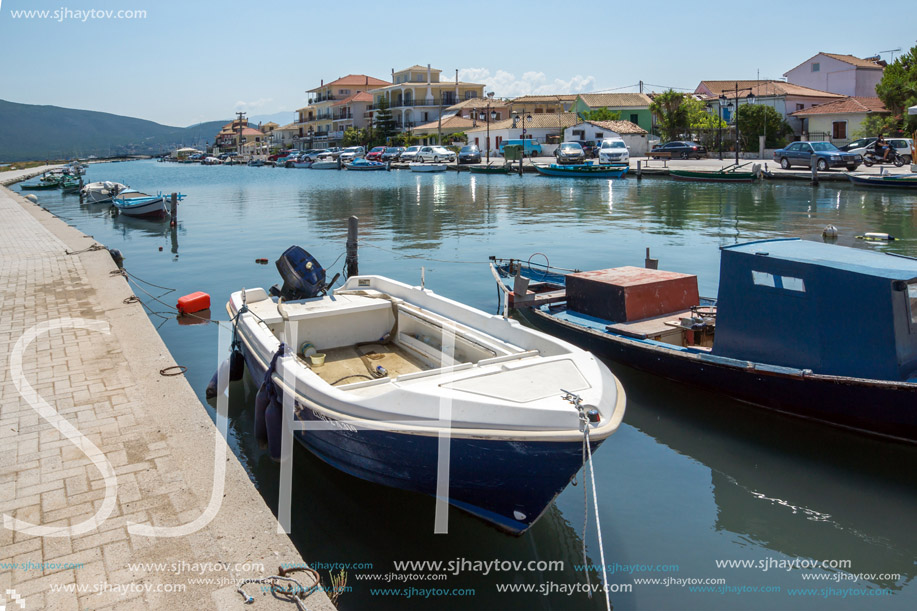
[416,145,455,163]
[380,147,405,162]
[325,147,343,159]
[365,146,387,161]
[651,141,707,159]
[458,145,482,164]
[773,141,860,171]
[399,146,422,162]
[554,142,586,165]
[845,137,913,164]
[339,146,365,162]
[577,140,598,158]
[596,139,630,164]
[499,139,543,158]
[300,149,328,162]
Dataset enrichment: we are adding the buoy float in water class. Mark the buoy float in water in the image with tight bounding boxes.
[177,291,210,314]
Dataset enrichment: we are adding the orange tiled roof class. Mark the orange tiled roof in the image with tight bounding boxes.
[332,91,374,106]
[789,97,888,116]
[307,74,390,93]
[821,53,885,69]
[583,120,647,135]
[413,115,478,134]
[576,93,653,108]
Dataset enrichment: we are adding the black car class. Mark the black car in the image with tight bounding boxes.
[555,142,586,165]
[458,145,482,164]
[380,147,405,162]
[652,141,707,159]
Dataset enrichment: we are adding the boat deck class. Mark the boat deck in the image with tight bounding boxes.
[307,342,429,386]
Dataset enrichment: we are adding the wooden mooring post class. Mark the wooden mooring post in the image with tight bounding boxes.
[636,160,642,180]
[810,157,819,185]
[345,215,359,277]
[169,193,177,227]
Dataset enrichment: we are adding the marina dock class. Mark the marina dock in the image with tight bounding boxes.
[0,170,334,610]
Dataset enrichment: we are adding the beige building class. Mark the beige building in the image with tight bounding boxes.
[298,74,390,148]
[368,65,485,133]
[789,97,888,146]
[509,94,578,115]
[214,119,266,154]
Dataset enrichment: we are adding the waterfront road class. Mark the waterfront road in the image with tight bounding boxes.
[0,171,334,610]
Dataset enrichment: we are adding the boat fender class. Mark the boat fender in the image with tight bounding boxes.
[205,354,236,400]
[229,349,245,381]
[822,224,838,240]
[264,394,283,462]
[857,232,895,241]
[255,343,286,451]
[108,248,124,268]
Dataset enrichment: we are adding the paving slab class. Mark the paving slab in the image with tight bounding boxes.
[0,177,335,610]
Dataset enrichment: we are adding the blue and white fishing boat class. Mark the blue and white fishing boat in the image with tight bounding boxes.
[846,173,917,189]
[492,239,917,442]
[344,158,387,171]
[534,162,627,178]
[113,190,184,219]
[227,247,626,534]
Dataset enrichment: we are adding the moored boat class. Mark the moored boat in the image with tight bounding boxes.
[344,158,387,171]
[847,173,917,188]
[19,174,62,190]
[534,162,627,178]
[410,163,448,173]
[60,176,83,193]
[113,190,184,219]
[669,169,757,182]
[492,238,917,442]
[469,164,510,174]
[227,247,626,534]
[80,181,128,204]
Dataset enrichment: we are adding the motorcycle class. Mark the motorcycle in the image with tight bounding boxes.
[862,149,905,167]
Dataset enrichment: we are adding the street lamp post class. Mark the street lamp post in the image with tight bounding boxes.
[732,84,755,165]
[512,107,533,176]
[718,94,727,160]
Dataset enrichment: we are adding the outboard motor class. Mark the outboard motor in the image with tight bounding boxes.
[269,246,329,300]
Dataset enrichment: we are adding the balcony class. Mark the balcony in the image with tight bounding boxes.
[335,112,353,120]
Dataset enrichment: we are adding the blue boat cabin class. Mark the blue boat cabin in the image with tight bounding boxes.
[713,239,917,382]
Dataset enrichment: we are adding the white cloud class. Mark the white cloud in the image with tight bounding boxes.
[234,98,273,110]
[459,68,596,98]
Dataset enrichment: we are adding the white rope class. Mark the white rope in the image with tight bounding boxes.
[585,425,611,611]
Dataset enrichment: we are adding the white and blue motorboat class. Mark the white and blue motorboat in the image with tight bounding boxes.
[344,158,387,171]
[493,239,917,442]
[227,247,626,534]
[113,189,184,219]
[80,181,128,204]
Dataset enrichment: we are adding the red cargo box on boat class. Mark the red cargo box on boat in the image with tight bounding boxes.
[565,266,699,322]
[177,291,211,315]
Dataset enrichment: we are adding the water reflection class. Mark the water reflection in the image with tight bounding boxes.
[619,365,917,591]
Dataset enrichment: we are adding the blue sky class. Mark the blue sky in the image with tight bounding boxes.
[0,0,914,127]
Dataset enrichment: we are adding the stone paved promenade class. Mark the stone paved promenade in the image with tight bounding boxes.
[0,172,334,610]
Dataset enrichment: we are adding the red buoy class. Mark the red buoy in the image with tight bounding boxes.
[177,291,210,315]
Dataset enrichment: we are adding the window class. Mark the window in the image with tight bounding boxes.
[832,121,847,140]
[752,271,775,287]
[812,62,820,72]
[796,104,805,111]
[630,113,639,124]
[595,133,603,139]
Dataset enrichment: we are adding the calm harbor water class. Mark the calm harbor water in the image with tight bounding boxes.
[25,161,917,610]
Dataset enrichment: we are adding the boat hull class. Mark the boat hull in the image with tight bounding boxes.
[669,170,755,182]
[113,197,168,218]
[847,173,917,188]
[469,165,510,174]
[238,340,600,534]
[534,164,627,178]
[516,306,917,442]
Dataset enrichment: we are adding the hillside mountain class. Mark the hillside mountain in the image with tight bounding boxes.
[0,99,228,161]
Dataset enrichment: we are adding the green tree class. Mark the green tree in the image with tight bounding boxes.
[372,97,397,144]
[342,127,368,147]
[579,107,621,122]
[735,104,791,148]
[394,131,418,146]
[649,90,688,141]
[852,113,898,139]
[683,97,726,129]
[875,45,917,133]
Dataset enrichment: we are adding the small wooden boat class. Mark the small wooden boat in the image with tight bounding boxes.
[227,246,626,534]
[669,169,757,183]
[60,176,83,193]
[80,181,127,204]
[20,173,63,190]
[410,163,448,173]
[847,173,917,188]
[534,162,627,178]
[469,164,510,174]
[113,190,184,219]
[344,158,387,171]
[492,238,917,442]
